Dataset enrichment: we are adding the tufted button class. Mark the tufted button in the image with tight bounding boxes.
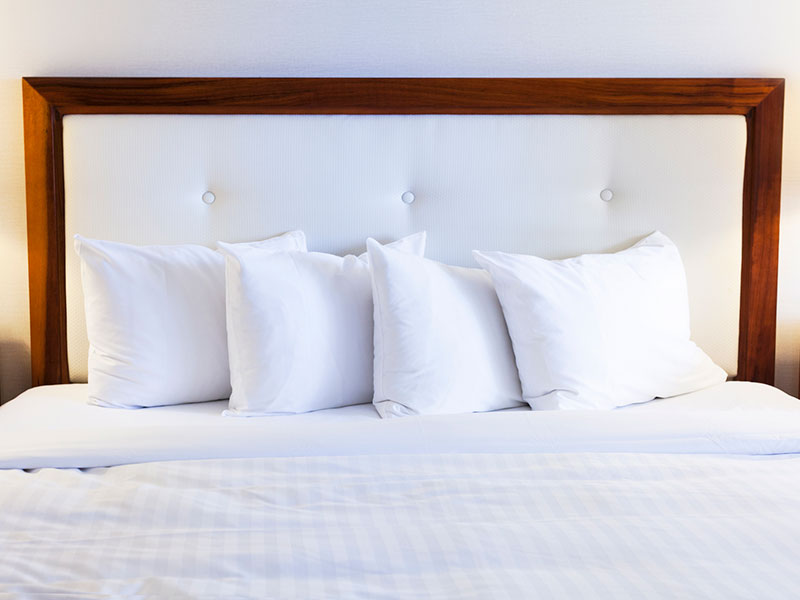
[202,191,216,205]
[401,191,415,205]
[599,189,613,202]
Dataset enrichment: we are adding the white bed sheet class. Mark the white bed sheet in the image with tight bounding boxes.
[1,381,799,469]
[2,382,800,598]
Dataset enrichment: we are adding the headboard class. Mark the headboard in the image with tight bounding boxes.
[21,78,784,387]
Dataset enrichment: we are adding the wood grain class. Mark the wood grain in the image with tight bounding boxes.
[20,77,785,386]
[22,79,68,386]
[738,81,785,383]
[23,77,781,115]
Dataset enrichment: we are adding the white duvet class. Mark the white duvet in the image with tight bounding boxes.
[1,382,800,598]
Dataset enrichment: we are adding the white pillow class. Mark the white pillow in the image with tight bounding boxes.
[367,239,524,418]
[473,232,727,410]
[219,232,426,416]
[75,231,306,408]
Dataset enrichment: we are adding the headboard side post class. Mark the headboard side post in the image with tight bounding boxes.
[738,81,785,384]
[22,79,69,385]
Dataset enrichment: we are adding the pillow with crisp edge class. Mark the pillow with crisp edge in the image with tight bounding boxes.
[473,231,727,410]
[75,230,306,409]
[219,231,427,417]
[368,238,524,418]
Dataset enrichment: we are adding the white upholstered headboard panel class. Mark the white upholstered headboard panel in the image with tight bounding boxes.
[63,114,746,381]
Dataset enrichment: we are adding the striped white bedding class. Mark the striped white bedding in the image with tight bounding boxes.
[2,453,800,598]
[1,382,800,598]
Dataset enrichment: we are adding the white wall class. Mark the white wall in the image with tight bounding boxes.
[1,0,798,402]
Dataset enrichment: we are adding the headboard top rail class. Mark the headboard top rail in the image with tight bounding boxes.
[24,77,783,115]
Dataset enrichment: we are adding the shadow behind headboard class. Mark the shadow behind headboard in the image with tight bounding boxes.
[21,77,784,387]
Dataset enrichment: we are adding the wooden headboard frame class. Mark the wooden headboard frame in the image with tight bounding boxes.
[21,77,784,387]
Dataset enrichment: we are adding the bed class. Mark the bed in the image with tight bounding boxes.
[2,77,796,598]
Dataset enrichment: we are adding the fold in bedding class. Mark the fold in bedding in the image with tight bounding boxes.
[1,381,799,469]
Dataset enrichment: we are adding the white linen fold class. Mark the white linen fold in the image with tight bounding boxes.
[1,381,799,469]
